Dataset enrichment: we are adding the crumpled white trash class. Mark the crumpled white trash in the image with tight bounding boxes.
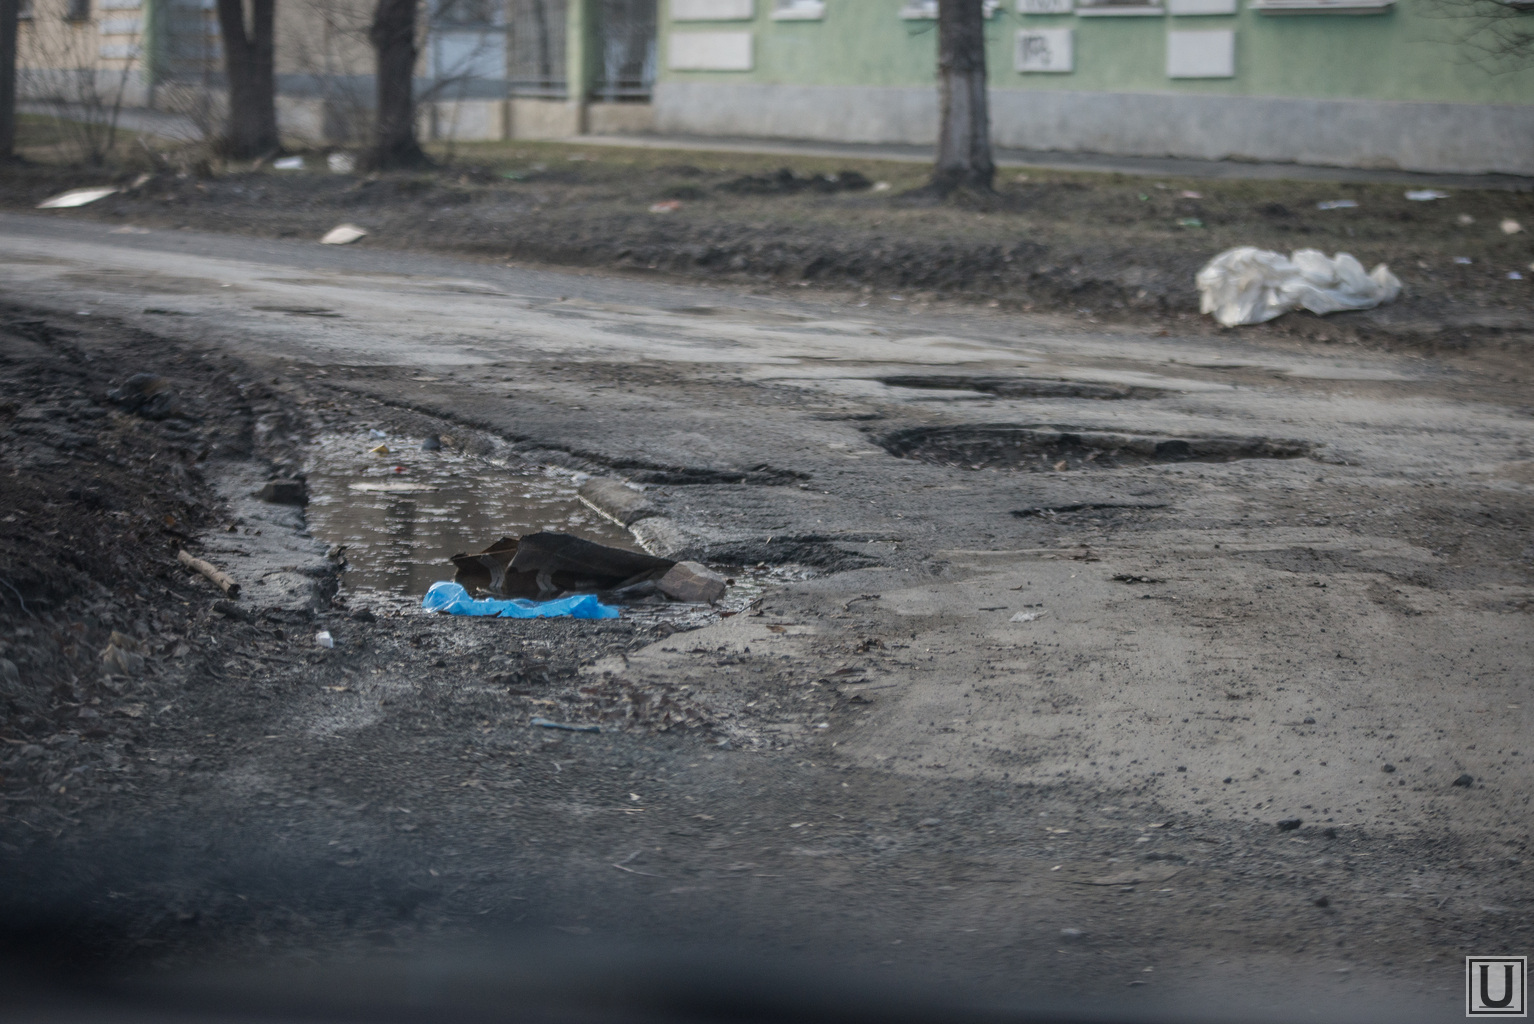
[1196,247,1402,327]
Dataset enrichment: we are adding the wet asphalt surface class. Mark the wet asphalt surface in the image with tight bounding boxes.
[0,213,1531,1022]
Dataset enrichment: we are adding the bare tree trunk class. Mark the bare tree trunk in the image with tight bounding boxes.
[532,0,551,84]
[215,0,280,158]
[367,0,429,169]
[932,0,993,193]
[0,0,17,160]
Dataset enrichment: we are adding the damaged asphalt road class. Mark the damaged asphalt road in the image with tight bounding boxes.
[1,213,1531,1020]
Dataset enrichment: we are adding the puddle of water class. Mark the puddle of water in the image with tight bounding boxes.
[304,431,813,620]
[304,432,637,601]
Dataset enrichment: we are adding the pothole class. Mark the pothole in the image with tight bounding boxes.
[302,431,802,619]
[878,376,1168,400]
[876,424,1312,471]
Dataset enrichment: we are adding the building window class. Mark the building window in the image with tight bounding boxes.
[772,0,825,18]
[65,0,91,21]
[902,0,1000,16]
[1075,0,1163,15]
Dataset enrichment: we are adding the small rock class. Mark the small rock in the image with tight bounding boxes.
[421,435,442,451]
[77,707,100,719]
[1313,896,1330,908]
[1381,763,1396,773]
[1276,818,1303,831]
[1060,927,1084,941]
[20,744,45,760]
[257,478,308,505]
[1303,716,1315,724]
[1452,773,1475,788]
[918,818,942,828]
[657,561,728,604]
[350,608,377,623]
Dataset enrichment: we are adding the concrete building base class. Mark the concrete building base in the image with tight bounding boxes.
[653,81,1534,176]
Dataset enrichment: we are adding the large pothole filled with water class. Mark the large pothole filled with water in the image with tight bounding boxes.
[302,431,807,624]
[877,423,1312,472]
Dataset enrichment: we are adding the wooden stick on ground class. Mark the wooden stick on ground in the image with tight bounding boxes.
[177,549,241,598]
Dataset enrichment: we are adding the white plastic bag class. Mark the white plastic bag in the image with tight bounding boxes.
[1196,247,1402,327]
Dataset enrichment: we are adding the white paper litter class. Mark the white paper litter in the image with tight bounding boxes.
[274,155,305,170]
[1501,218,1523,235]
[37,187,118,209]
[315,630,334,649]
[1404,190,1449,202]
[1010,611,1046,623]
[320,223,368,245]
[327,152,355,174]
[1196,247,1402,327]
[1315,199,1358,211]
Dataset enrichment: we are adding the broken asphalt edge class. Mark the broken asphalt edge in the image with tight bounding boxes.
[578,476,709,561]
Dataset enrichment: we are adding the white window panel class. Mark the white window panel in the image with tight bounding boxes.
[99,16,141,32]
[1168,0,1235,13]
[1019,0,1074,12]
[1167,28,1234,76]
[671,0,754,20]
[432,31,507,79]
[97,41,139,58]
[1015,27,1072,71]
[771,0,823,19]
[97,0,140,9]
[901,0,999,18]
[1250,0,1392,12]
[668,30,754,69]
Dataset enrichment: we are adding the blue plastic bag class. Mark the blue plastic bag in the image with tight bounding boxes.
[421,581,620,619]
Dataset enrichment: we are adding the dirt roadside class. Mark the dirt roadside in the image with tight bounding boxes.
[3,137,1532,358]
[1,296,1528,1019]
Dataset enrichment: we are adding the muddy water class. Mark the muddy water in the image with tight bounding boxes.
[303,431,812,620]
[303,431,638,601]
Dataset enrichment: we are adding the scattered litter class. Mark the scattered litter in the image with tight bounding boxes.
[178,549,240,597]
[1454,256,1473,265]
[315,630,334,648]
[1179,190,1203,199]
[1315,199,1358,211]
[420,581,620,619]
[1196,247,1402,327]
[369,443,390,455]
[1510,272,1525,281]
[274,156,305,170]
[1403,190,1449,202]
[1501,218,1523,235]
[1010,610,1046,623]
[649,200,683,213]
[256,478,308,504]
[37,186,118,209]
[1457,214,1475,226]
[1112,574,1164,584]
[1176,218,1203,229]
[532,716,601,733]
[327,152,355,174]
[873,181,892,191]
[368,428,387,439]
[321,223,368,245]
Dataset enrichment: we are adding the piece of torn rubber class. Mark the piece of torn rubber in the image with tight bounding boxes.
[421,581,619,619]
[447,532,729,604]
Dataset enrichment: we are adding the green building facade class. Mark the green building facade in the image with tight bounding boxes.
[645,0,1532,173]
